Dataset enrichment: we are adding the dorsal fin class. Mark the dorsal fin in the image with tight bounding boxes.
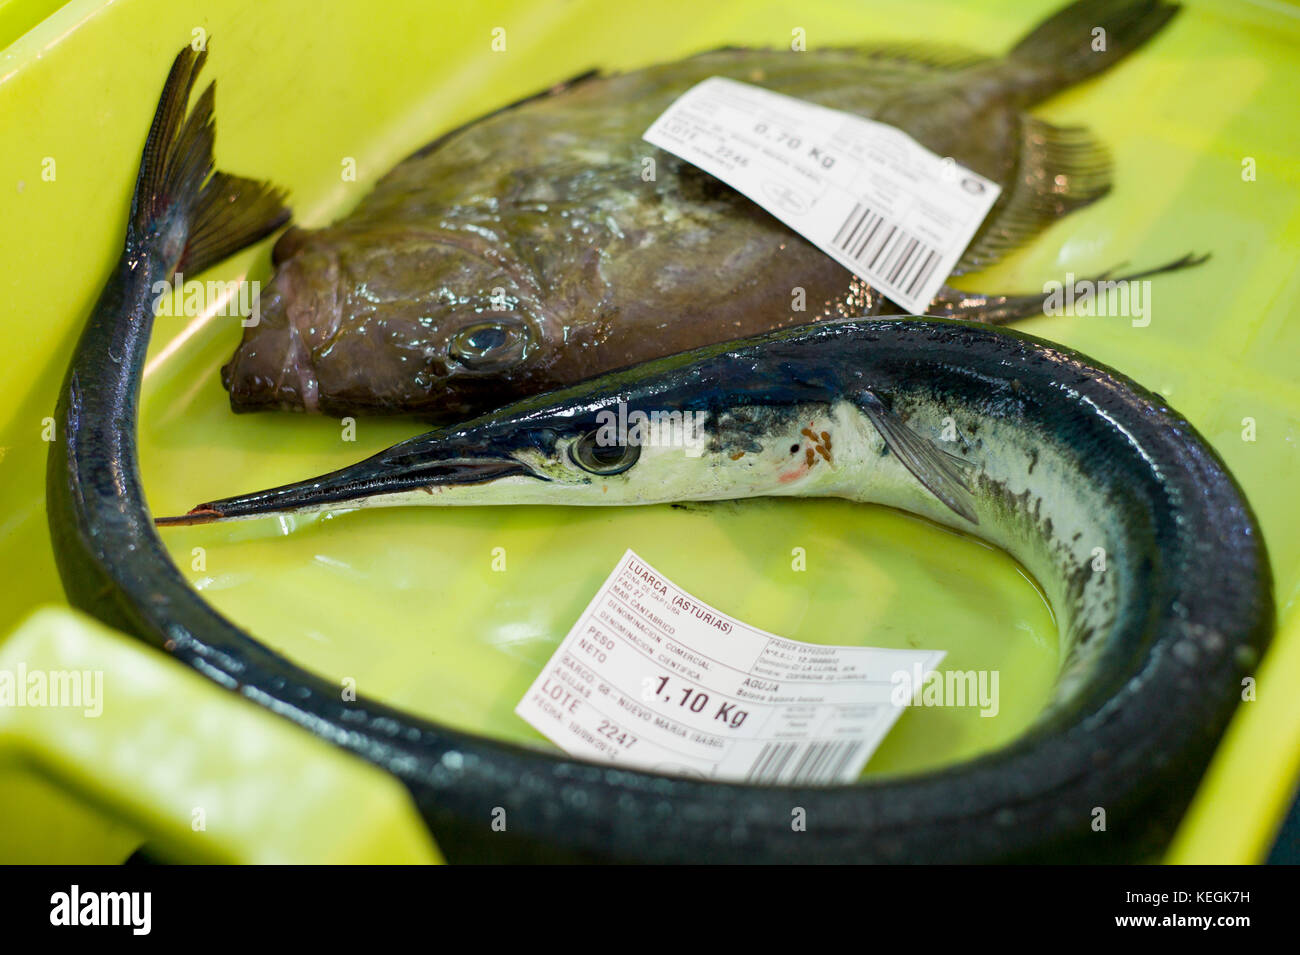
[690,42,992,74]
[954,117,1111,275]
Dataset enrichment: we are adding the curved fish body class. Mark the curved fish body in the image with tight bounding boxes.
[169,318,1272,862]
[49,39,1269,865]
[225,0,1197,421]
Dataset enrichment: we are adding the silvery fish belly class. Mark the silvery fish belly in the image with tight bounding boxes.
[224,0,1190,421]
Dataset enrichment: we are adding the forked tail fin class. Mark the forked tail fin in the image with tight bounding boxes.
[47,41,291,633]
[129,43,290,275]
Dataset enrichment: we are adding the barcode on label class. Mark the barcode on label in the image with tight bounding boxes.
[833,201,942,302]
[643,78,1002,313]
[745,739,866,785]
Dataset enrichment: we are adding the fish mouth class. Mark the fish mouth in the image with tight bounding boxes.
[156,442,537,526]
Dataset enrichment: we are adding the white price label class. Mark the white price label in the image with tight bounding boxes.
[515,550,944,785]
[643,76,1001,314]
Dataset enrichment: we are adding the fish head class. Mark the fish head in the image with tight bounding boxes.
[226,223,572,416]
[169,331,860,524]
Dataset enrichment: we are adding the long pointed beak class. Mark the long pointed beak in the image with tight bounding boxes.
[155,436,537,526]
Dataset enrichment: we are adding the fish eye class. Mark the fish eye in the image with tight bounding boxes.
[447,320,532,371]
[569,429,641,476]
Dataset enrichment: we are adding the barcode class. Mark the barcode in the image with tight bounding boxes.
[745,739,865,785]
[832,201,942,300]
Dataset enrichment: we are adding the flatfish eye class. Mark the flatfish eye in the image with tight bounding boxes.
[447,320,531,371]
[569,429,641,476]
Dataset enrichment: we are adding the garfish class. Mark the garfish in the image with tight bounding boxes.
[50,41,1269,865]
[163,317,1272,862]
[225,0,1204,422]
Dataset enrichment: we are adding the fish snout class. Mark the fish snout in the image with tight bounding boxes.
[156,428,544,525]
[221,261,326,413]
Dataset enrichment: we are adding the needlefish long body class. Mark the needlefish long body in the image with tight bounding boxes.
[50,46,1270,864]
[162,315,1271,861]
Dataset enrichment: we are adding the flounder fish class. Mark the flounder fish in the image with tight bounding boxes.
[224,0,1202,421]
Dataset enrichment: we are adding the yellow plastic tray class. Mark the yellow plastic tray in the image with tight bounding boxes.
[1,0,1296,862]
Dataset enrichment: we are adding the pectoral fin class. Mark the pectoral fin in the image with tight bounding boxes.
[856,391,978,525]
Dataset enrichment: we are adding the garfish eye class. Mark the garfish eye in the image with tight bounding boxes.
[569,430,641,476]
[447,320,532,371]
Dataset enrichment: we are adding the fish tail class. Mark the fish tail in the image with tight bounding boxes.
[1005,0,1181,104]
[48,42,290,639]
[130,43,290,275]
